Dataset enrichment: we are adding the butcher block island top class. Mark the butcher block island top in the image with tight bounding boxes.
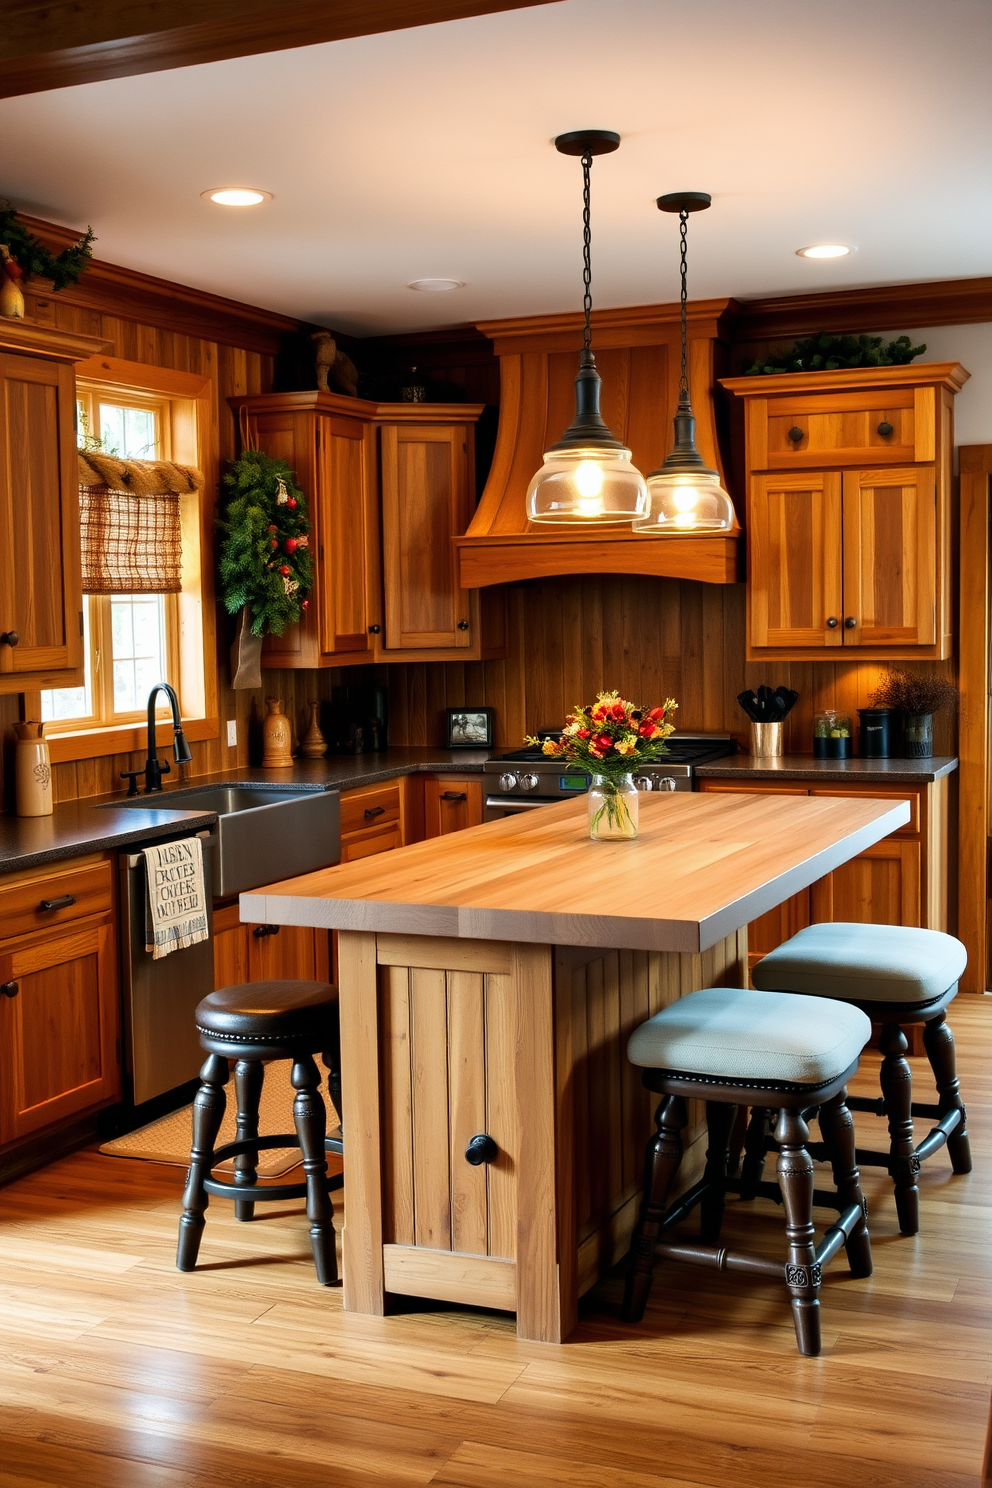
[241,790,911,952]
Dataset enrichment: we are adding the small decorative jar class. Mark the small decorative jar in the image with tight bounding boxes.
[858,707,897,758]
[14,721,53,816]
[300,699,328,759]
[813,710,852,759]
[587,774,639,841]
[261,697,294,768]
[903,712,934,758]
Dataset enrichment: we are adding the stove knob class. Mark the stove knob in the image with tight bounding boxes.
[519,773,540,791]
[657,776,678,792]
[498,772,519,792]
[633,775,653,792]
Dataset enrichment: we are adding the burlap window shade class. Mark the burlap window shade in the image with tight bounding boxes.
[78,452,203,594]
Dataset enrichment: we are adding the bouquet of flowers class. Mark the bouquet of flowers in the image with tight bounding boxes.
[527,691,678,838]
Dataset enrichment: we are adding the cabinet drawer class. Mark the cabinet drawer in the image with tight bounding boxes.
[809,787,920,837]
[753,388,927,470]
[339,782,401,836]
[0,858,113,944]
[340,821,402,862]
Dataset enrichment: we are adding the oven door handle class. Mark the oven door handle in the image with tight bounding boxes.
[485,795,550,814]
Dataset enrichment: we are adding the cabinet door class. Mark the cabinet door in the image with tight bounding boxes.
[248,923,330,983]
[0,921,120,1145]
[842,466,937,647]
[0,352,82,687]
[379,423,472,652]
[315,414,376,659]
[749,472,843,649]
[810,839,922,927]
[423,778,485,838]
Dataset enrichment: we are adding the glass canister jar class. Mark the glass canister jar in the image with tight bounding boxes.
[813,710,852,759]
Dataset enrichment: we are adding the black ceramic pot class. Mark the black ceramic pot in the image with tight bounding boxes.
[858,707,898,758]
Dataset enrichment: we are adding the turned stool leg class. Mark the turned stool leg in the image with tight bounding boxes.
[739,1107,770,1199]
[291,1055,337,1285]
[623,1095,687,1323]
[233,1059,264,1222]
[775,1107,821,1356]
[699,1100,736,1244]
[177,1055,229,1272]
[923,1012,972,1174]
[878,1022,920,1234]
[818,1089,872,1278]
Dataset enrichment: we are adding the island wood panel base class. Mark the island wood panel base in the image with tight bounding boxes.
[337,925,746,1342]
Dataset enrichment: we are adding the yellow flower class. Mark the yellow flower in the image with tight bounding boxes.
[615,739,637,756]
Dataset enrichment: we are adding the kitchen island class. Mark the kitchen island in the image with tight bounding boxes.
[242,788,910,1342]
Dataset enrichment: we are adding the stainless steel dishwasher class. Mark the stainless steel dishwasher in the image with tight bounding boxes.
[119,831,216,1106]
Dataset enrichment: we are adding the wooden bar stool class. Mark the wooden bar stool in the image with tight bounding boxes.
[623,986,873,1356]
[176,980,343,1284]
[752,924,971,1234]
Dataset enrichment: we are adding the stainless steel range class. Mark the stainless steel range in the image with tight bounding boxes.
[483,732,736,820]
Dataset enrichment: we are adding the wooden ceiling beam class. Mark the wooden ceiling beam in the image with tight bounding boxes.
[0,0,560,99]
[736,276,992,341]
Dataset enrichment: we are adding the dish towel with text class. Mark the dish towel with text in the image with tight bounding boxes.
[143,837,209,959]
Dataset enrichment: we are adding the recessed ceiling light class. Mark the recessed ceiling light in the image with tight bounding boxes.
[202,188,272,207]
[407,278,464,292]
[796,243,852,259]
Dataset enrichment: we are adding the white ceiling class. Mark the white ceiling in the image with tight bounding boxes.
[1,0,990,337]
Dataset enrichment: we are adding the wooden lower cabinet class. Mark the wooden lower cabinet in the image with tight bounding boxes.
[423,776,485,838]
[698,775,946,975]
[213,901,330,989]
[0,856,121,1148]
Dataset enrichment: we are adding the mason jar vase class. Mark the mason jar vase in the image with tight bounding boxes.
[587,773,639,840]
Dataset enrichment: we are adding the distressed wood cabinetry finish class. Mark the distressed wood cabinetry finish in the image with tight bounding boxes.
[722,363,968,661]
[0,320,111,693]
[229,392,486,667]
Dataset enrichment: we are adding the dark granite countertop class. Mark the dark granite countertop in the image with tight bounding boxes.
[695,754,957,785]
[0,748,490,875]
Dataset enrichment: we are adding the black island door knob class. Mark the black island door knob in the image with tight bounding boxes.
[464,1133,498,1166]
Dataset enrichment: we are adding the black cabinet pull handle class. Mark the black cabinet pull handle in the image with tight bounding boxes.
[252,923,281,939]
[1,981,18,998]
[464,1133,498,1166]
[457,620,470,631]
[787,426,804,444]
[368,624,381,634]
[877,420,894,436]
[844,616,857,629]
[364,805,385,820]
[39,894,75,913]
[0,630,18,646]
[826,616,839,629]
[441,791,467,801]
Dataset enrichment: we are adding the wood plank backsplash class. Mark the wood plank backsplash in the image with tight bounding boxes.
[381,574,957,758]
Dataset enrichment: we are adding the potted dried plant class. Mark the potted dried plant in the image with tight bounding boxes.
[870,670,959,758]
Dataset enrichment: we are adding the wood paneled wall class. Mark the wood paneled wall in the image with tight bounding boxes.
[382,574,957,757]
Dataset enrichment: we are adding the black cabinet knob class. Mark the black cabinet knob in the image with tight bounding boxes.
[844,616,857,629]
[368,624,381,634]
[457,620,470,631]
[877,420,894,437]
[39,894,75,913]
[251,923,281,939]
[826,616,839,629]
[1,981,18,998]
[787,426,805,444]
[0,630,19,646]
[464,1133,498,1166]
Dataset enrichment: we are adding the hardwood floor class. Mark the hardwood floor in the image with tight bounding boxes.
[2,999,992,1487]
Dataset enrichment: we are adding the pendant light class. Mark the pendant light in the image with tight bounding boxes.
[633,192,736,535]
[526,130,647,524]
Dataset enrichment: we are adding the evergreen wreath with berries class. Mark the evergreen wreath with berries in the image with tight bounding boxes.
[218,450,314,636]
[0,201,95,289]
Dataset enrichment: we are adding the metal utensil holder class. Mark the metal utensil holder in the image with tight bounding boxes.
[749,722,784,758]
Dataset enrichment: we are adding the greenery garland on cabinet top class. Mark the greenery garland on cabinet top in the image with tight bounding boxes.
[743,332,926,376]
[218,450,314,637]
[0,201,95,288]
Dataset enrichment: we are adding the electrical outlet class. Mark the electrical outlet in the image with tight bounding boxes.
[226,720,238,748]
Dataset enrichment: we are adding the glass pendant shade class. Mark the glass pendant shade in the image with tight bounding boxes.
[633,399,735,533]
[527,350,647,523]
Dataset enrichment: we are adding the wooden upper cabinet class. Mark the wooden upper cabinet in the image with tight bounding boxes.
[378,418,473,655]
[0,321,111,693]
[722,362,966,661]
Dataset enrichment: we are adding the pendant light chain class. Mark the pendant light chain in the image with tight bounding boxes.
[678,208,689,400]
[581,151,593,353]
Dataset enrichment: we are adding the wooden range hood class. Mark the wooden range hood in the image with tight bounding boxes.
[455,298,743,588]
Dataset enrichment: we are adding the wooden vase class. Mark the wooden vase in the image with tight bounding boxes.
[14,721,53,816]
[300,700,328,759]
[261,697,294,768]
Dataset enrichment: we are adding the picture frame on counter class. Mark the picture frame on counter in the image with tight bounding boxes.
[446,707,495,749]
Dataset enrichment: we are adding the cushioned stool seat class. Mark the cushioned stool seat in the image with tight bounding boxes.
[623,985,873,1357]
[177,980,342,1285]
[752,923,967,1004]
[752,923,971,1235]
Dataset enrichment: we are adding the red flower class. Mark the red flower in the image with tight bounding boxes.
[647,706,667,721]
[639,721,657,738]
[609,702,626,721]
[577,728,591,739]
[595,733,612,751]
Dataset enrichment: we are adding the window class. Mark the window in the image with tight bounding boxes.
[41,387,180,731]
